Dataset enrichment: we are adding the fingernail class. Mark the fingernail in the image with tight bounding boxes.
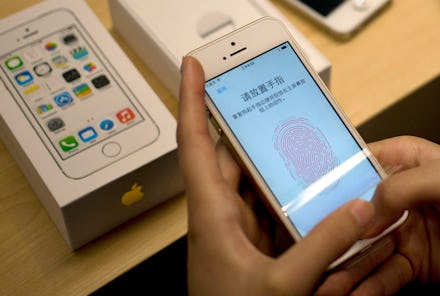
[349,200,374,227]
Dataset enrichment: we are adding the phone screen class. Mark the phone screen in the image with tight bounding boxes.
[205,42,381,236]
[299,0,344,16]
[0,24,145,160]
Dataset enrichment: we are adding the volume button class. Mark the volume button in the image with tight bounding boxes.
[207,110,223,136]
[206,107,212,119]
[210,117,223,136]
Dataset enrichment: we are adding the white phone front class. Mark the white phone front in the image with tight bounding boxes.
[0,9,159,179]
[284,0,391,39]
[188,17,407,269]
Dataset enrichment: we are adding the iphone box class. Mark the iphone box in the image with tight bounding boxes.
[109,0,332,99]
[0,0,183,250]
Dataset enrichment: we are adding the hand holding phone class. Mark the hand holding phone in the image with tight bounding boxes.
[179,55,385,295]
[187,16,407,269]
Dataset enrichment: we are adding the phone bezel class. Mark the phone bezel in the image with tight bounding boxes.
[0,8,160,179]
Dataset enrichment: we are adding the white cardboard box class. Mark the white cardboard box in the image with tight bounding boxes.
[0,0,183,250]
[109,0,332,99]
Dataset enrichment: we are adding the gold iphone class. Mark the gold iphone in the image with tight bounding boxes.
[188,17,407,268]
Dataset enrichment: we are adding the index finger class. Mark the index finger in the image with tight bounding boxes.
[368,136,440,171]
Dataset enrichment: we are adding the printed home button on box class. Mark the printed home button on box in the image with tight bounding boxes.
[102,142,121,157]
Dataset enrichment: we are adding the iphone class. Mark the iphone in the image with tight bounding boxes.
[283,0,391,39]
[0,9,159,179]
[188,17,407,268]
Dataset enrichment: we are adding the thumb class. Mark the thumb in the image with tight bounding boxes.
[275,199,375,293]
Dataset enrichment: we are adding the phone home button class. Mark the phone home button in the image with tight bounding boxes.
[102,142,121,157]
[352,0,369,11]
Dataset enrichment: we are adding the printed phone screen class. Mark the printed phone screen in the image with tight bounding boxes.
[1,24,144,160]
[205,42,381,236]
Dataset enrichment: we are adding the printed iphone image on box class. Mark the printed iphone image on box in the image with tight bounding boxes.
[0,8,159,179]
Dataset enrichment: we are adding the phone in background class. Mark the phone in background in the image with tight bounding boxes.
[0,9,159,179]
[283,0,391,39]
[188,17,407,269]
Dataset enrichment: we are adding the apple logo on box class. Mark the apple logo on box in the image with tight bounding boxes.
[121,183,144,206]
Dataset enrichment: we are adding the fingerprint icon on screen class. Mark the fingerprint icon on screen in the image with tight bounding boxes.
[273,118,338,188]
